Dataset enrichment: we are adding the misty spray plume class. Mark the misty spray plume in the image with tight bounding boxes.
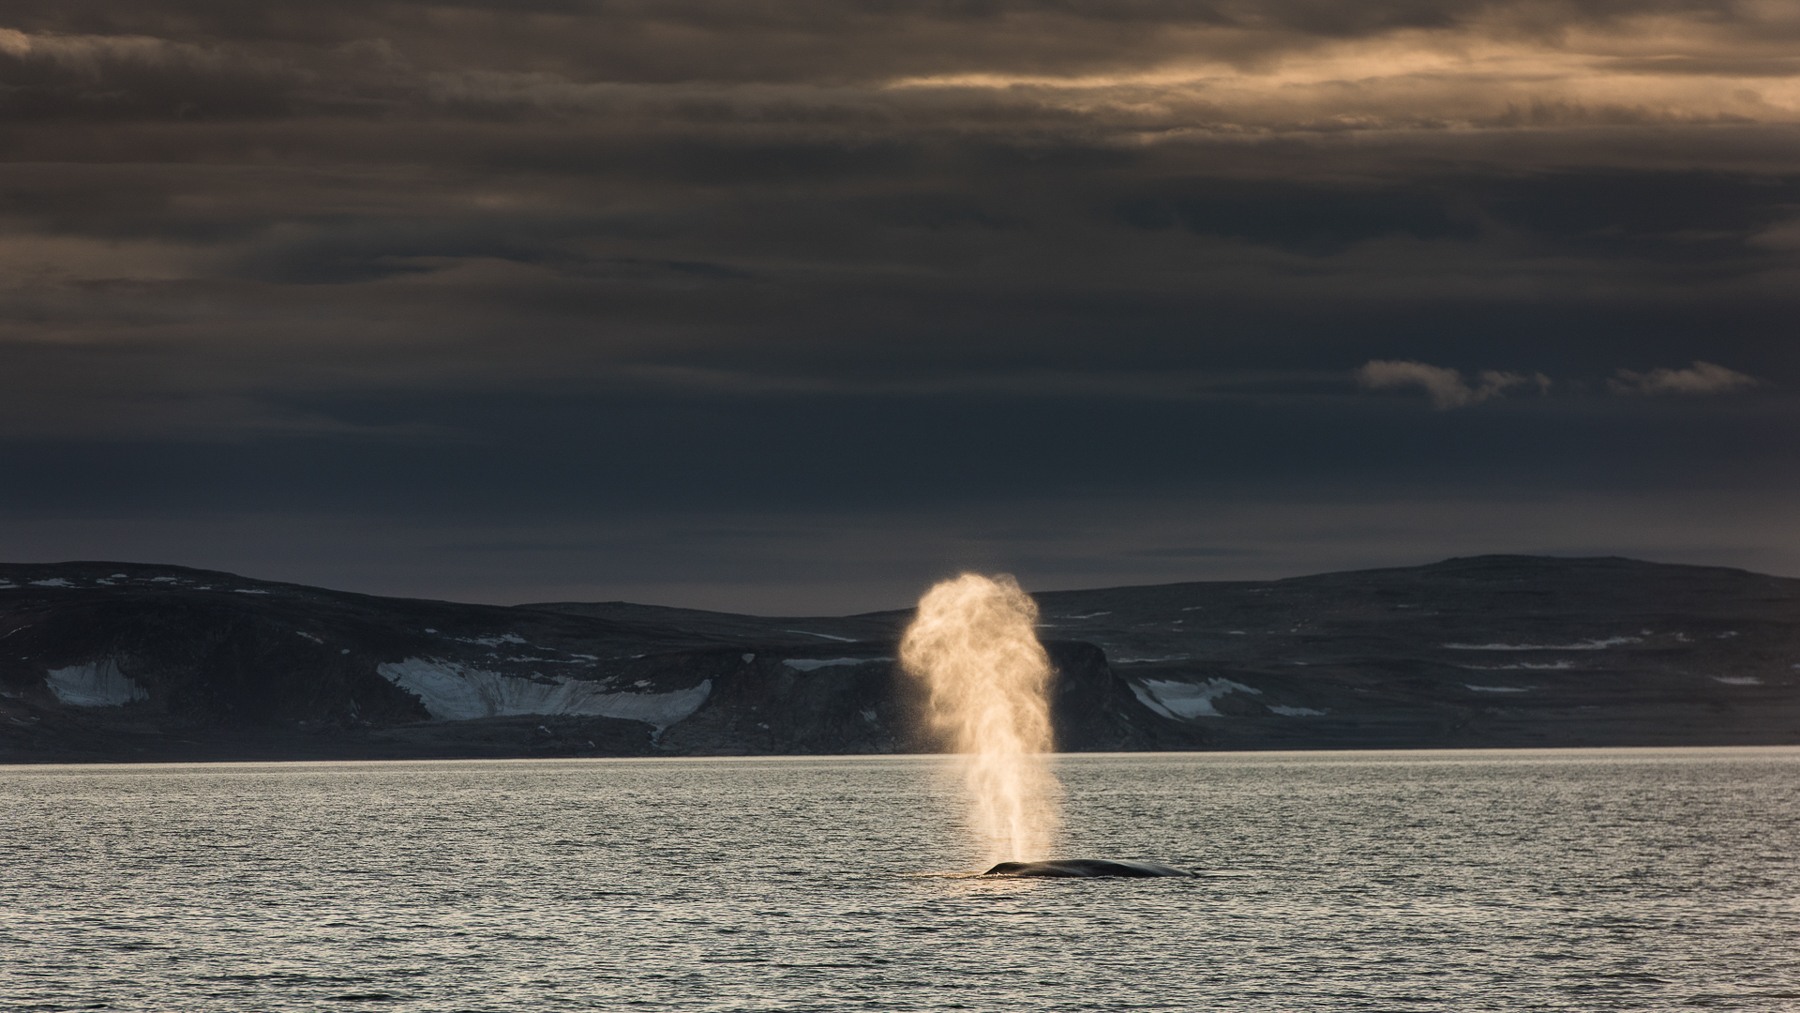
[900,573,1060,865]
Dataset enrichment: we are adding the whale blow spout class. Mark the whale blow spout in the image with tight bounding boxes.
[901,572,1060,865]
[984,859,1194,879]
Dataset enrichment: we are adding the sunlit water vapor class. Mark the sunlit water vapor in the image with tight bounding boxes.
[900,572,1060,864]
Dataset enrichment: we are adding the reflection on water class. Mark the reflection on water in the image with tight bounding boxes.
[3,749,1798,1011]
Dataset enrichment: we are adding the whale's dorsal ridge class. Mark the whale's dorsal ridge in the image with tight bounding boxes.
[983,859,1193,878]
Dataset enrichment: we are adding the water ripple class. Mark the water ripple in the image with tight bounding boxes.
[2,749,1797,1011]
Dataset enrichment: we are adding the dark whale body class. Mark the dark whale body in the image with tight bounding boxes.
[983,859,1193,878]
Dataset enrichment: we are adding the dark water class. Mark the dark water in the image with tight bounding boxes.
[3,749,1797,1011]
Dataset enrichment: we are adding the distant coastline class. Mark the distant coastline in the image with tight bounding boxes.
[4,555,1797,763]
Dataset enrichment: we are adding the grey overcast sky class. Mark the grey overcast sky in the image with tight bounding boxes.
[2,0,1797,612]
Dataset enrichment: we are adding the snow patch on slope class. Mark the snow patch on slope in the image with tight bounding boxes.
[45,659,148,707]
[377,658,710,727]
[1131,678,1260,719]
[1442,637,1641,651]
[453,633,529,647]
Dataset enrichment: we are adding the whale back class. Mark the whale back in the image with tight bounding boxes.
[983,859,1193,878]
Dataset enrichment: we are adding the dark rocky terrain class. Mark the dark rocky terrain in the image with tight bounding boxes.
[2,556,1796,762]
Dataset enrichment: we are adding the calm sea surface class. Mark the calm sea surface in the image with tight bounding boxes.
[3,749,1797,1011]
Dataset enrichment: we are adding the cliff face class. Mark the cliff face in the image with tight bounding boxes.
[2,556,1797,761]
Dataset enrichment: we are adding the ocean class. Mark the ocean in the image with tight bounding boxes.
[4,749,1797,1011]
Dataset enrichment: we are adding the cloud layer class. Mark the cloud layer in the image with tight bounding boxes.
[1,0,1797,605]
[1358,358,1762,407]
[1357,361,1554,409]
[1609,360,1762,395]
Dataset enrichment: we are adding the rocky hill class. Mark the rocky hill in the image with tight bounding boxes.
[2,556,1796,762]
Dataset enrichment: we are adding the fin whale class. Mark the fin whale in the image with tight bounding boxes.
[983,859,1193,878]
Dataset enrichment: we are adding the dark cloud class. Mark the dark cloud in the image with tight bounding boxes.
[1480,171,1800,256]
[8,1,1790,87]
[0,32,302,120]
[2,0,1798,607]
[1114,181,1480,255]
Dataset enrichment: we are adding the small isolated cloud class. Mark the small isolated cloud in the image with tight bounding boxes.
[1355,360,1549,410]
[1608,361,1760,396]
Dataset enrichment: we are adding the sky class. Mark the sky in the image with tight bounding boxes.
[2,0,1797,612]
